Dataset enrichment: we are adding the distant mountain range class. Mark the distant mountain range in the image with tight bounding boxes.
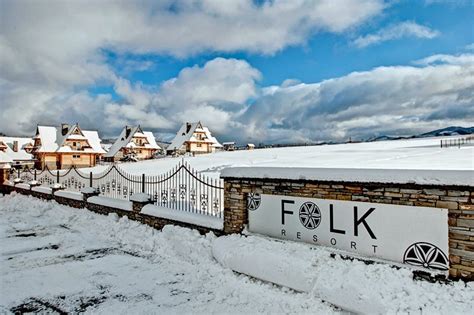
[419,126,474,137]
[366,126,474,142]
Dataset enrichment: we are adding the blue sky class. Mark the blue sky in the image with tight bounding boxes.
[100,1,473,89]
[1,0,473,143]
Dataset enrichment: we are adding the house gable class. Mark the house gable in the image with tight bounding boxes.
[167,121,221,153]
[34,124,105,154]
[105,125,160,158]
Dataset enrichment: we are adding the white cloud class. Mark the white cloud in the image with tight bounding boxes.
[353,21,440,48]
[1,53,473,143]
[0,0,384,137]
[103,57,261,135]
[465,43,474,51]
[238,54,474,143]
[414,53,474,66]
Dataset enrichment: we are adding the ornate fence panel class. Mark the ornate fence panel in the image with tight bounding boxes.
[36,168,57,186]
[144,161,224,218]
[9,167,55,186]
[92,165,142,200]
[9,160,224,218]
[58,167,89,191]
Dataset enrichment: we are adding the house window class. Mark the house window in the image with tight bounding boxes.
[197,143,202,147]
[73,154,81,159]
[73,142,76,146]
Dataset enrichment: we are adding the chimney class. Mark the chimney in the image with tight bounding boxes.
[125,126,131,138]
[61,123,69,136]
[13,141,18,152]
[186,122,191,134]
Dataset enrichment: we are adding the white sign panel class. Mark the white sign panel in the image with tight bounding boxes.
[248,193,449,272]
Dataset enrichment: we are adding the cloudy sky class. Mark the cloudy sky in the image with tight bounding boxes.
[1,0,473,144]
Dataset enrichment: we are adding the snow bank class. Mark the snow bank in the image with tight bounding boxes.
[212,234,474,314]
[1,194,333,314]
[54,190,83,201]
[221,167,474,186]
[212,235,313,292]
[87,196,132,211]
[31,186,52,194]
[141,204,223,230]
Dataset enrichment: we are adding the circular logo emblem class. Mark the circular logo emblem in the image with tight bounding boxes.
[299,202,321,230]
[247,193,261,211]
[403,242,448,271]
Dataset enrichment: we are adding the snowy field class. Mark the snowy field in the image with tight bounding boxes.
[88,136,474,179]
[1,193,473,314]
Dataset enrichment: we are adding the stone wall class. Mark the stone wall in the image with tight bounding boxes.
[223,177,474,281]
[54,195,85,209]
[3,183,222,237]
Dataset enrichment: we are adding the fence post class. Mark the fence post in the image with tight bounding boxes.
[142,173,145,193]
[89,172,93,187]
[34,169,37,181]
[56,170,59,183]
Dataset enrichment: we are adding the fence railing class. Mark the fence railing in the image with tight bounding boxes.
[440,136,473,148]
[9,160,224,218]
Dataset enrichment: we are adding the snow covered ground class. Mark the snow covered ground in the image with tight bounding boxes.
[1,193,473,314]
[87,136,474,179]
[0,193,339,314]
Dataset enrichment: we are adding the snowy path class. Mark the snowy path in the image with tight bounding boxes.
[0,194,339,314]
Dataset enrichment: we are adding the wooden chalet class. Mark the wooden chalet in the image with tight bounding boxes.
[167,122,222,155]
[32,123,105,170]
[104,126,161,162]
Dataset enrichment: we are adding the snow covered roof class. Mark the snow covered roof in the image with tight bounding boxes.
[105,126,160,158]
[35,125,105,154]
[168,122,221,151]
[0,136,34,161]
[203,127,222,148]
[143,131,160,149]
[0,151,14,164]
[83,130,106,154]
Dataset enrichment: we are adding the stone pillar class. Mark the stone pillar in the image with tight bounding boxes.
[130,193,153,213]
[28,180,40,190]
[51,184,64,195]
[81,187,100,202]
[223,179,248,234]
[0,165,11,194]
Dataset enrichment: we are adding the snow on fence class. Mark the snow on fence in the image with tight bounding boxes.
[440,136,473,148]
[9,160,224,218]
